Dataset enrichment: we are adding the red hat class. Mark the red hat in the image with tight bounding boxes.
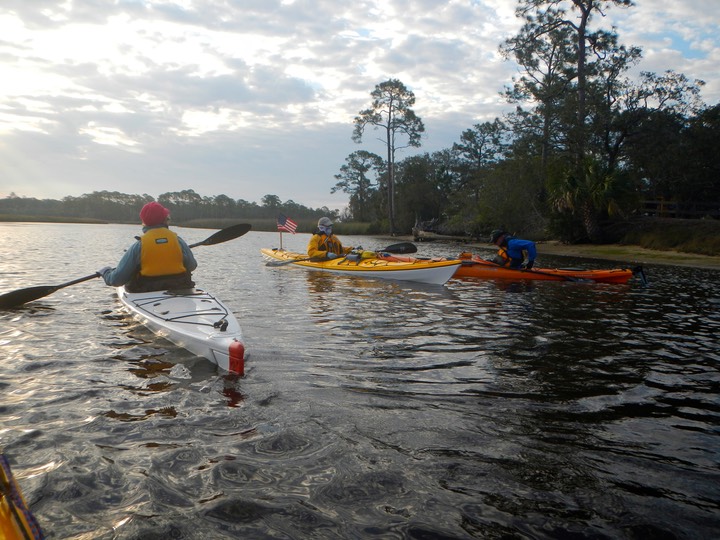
[140,202,170,226]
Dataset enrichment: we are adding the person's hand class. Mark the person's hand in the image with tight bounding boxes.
[523,260,534,270]
[326,253,338,259]
[97,266,113,276]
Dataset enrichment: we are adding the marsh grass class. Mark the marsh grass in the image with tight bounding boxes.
[620,219,720,256]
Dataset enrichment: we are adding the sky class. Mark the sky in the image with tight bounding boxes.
[1,0,718,212]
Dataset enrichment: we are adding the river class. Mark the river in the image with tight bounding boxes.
[1,222,718,539]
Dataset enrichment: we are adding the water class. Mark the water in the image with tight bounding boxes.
[1,222,719,539]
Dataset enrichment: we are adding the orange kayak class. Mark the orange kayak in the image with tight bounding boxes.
[452,253,644,284]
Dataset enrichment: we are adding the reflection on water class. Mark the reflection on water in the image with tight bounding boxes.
[1,224,719,538]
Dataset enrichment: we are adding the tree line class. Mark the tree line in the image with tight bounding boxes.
[337,0,720,242]
[0,189,339,229]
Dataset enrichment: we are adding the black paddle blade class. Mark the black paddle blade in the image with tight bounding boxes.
[383,242,417,254]
[0,273,101,310]
[0,286,59,309]
[190,223,252,248]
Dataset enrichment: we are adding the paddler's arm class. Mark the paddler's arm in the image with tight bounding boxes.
[100,242,141,286]
[178,237,198,272]
[307,234,328,258]
[519,239,537,268]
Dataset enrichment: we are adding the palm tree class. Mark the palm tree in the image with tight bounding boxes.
[548,157,635,242]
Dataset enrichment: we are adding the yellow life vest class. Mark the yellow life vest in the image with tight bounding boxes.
[139,228,186,277]
[321,234,344,255]
[492,247,511,267]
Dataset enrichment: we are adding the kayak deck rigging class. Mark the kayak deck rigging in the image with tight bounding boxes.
[117,287,246,374]
[261,248,461,285]
[128,290,230,328]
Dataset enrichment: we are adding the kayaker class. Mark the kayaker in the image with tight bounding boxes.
[489,229,536,269]
[307,217,355,259]
[97,201,198,292]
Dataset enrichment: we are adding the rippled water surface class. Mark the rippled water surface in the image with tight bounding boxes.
[1,223,719,539]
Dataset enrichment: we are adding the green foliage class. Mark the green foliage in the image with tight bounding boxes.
[0,214,106,224]
[352,79,425,233]
[620,219,720,256]
[474,158,547,238]
[332,150,384,223]
[545,209,587,243]
[546,156,642,242]
[330,221,376,235]
[394,153,450,232]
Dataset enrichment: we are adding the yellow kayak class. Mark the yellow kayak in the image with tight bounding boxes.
[1,454,44,540]
[261,248,461,285]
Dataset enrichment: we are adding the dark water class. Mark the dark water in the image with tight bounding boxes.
[1,223,719,539]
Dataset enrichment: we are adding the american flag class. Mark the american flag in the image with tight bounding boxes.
[277,214,298,234]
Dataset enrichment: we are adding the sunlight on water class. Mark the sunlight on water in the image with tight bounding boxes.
[1,223,719,538]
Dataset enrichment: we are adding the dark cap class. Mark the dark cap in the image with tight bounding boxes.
[489,229,505,243]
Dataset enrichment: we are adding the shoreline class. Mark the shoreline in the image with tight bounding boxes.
[523,241,720,270]
[384,237,720,270]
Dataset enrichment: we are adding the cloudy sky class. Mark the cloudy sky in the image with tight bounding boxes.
[1,0,718,211]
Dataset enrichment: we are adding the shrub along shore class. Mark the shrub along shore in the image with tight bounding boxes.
[3,215,718,269]
[387,218,720,270]
[382,236,720,270]
[503,241,720,270]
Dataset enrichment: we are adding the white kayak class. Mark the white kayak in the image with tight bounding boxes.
[261,248,461,285]
[117,286,246,375]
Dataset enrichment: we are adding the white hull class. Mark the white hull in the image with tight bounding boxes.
[117,286,245,374]
[297,264,459,285]
[261,249,460,285]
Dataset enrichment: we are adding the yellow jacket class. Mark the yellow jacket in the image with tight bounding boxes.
[307,233,352,258]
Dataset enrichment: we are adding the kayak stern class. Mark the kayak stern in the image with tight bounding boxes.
[117,287,246,375]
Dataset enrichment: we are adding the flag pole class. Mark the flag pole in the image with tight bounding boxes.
[279,230,283,250]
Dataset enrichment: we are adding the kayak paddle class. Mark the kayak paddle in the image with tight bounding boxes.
[265,241,418,267]
[520,268,585,282]
[188,223,252,248]
[0,273,102,310]
[381,242,417,254]
[461,255,586,282]
[0,223,253,309]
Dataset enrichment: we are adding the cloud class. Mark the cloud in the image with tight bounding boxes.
[0,0,717,211]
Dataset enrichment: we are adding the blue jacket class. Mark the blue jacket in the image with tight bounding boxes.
[505,237,537,267]
[101,225,197,286]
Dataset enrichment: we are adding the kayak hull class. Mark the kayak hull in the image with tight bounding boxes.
[453,255,638,283]
[117,286,245,374]
[1,454,43,540]
[261,248,460,285]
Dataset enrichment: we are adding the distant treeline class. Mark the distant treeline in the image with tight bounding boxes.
[0,190,341,233]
